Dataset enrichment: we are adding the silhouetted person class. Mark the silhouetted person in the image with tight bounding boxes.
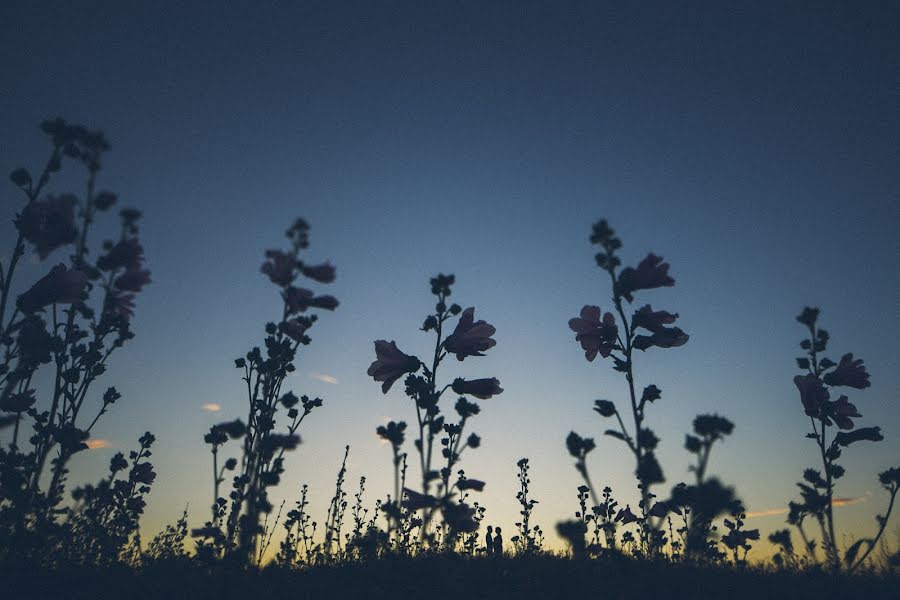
[493,526,503,557]
[485,525,493,556]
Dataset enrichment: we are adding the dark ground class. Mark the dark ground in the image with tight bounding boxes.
[3,556,899,600]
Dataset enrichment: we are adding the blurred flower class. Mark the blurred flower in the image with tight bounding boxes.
[593,399,617,417]
[285,287,338,313]
[444,307,497,360]
[301,261,336,283]
[368,340,421,393]
[261,250,295,286]
[615,505,638,525]
[17,194,78,259]
[823,353,870,389]
[616,253,675,302]
[97,238,144,271]
[457,478,486,492]
[115,268,151,292]
[17,264,88,313]
[376,421,406,446]
[105,289,136,319]
[633,327,689,351]
[796,307,819,327]
[794,373,828,418]
[131,462,156,485]
[568,305,617,361]
[451,377,503,399]
[566,431,595,459]
[0,389,36,412]
[402,488,437,511]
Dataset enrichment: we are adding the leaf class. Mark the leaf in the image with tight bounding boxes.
[796,357,810,370]
[604,429,627,443]
[844,538,871,567]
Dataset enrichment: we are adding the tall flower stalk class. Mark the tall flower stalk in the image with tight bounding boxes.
[367,274,500,545]
[192,218,336,565]
[788,307,897,572]
[566,220,688,553]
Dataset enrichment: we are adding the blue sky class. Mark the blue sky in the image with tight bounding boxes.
[1,1,897,552]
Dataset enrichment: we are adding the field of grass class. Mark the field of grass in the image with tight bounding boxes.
[4,555,899,600]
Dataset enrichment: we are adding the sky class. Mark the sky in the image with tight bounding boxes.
[1,1,898,556]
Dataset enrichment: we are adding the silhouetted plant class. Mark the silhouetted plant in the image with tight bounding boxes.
[0,117,151,563]
[721,501,759,565]
[565,219,688,554]
[367,273,500,545]
[788,307,898,572]
[145,508,189,563]
[511,458,543,554]
[666,414,738,561]
[59,432,157,566]
[191,218,336,564]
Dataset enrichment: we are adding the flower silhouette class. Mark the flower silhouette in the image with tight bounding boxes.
[793,373,828,418]
[823,353,870,389]
[368,340,421,393]
[17,194,78,259]
[451,377,503,399]
[17,264,88,313]
[444,307,497,360]
[616,253,675,302]
[261,249,296,287]
[568,305,617,361]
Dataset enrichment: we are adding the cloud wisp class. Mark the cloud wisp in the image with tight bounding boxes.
[745,496,868,519]
[310,373,339,385]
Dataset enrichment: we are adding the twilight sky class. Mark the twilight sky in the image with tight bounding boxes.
[1,2,898,554]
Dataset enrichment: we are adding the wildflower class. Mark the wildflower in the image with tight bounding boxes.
[300,261,336,283]
[97,238,144,271]
[633,326,689,351]
[17,194,79,259]
[796,307,819,327]
[632,305,679,333]
[823,395,861,430]
[0,389,36,412]
[444,307,497,360]
[115,268,151,292]
[834,427,883,446]
[566,431,595,459]
[402,488,437,511]
[794,373,829,418]
[131,462,156,485]
[367,340,421,393]
[261,249,296,286]
[568,305,617,361]
[451,377,503,399]
[823,353,870,389]
[615,505,638,525]
[593,399,616,417]
[17,264,88,313]
[376,421,406,446]
[616,253,675,302]
[458,478,486,492]
[285,287,338,313]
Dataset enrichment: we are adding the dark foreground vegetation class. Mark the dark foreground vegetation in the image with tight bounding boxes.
[1,119,897,598]
[4,556,899,600]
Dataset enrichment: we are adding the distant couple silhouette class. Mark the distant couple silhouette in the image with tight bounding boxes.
[484,526,503,557]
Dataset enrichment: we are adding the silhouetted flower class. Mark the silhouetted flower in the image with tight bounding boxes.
[823,353,870,389]
[593,399,617,417]
[282,316,312,341]
[285,286,338,313]
[131,462,156,485]
[617,253,674,302]
[879,467,900,487]
[17,194,79,259]
[368,340,421,393]
[98,238,144,271]
[796,307,819,327]
[261,250,295,286]
[693,414,734,438]
[259,434,301,454]
[822,395,861,430]
[115,267,151,292]
[0,389,36,412]
[376,421,407,446]
[615,505,638,525]
[451,377,503,399]
[568,305,617,361]
[444,307,497,360]
[300,261,336,283]
[566,431,595,459]
[105,289,136,318]
[794,373,828,418]
[402,488,437,510]
[834,427,883,446]
[458,478,486,492]
[632,305,679,333]
[633,326,689,351]
[17,264,88,313]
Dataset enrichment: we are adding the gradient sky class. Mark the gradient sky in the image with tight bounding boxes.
[1,2,898,556]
